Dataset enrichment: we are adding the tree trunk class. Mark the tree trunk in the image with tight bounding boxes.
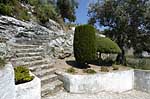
[116,47,127,65]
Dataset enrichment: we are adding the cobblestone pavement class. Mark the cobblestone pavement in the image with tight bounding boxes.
[45,90,150,99]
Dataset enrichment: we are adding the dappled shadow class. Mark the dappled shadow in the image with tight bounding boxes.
[66,60,90,69]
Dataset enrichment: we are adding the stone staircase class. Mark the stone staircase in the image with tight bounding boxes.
[9,43,63,98]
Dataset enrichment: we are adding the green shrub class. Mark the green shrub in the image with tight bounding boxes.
[0,58,6,68]
[0,4,13,16]
[73,25,96,64]
[100,66,109,72]
[96,37,121,53]
[15,66,34,85]
[112,65,119,70]
[83,69,96,74]
[35,4,57,23]
[66,67,76,74]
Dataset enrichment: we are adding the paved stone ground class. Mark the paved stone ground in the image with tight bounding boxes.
[45,90,150,99]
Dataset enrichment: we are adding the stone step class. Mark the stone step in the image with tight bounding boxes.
[34,68,56,78]
[15,52,44,57]
[29,64,54,72]
[11,56,43,62]
[14,48,44,53]
[13,59,48,67]
[10,44,40,49]
[41,74,58,86]
[41,80,63,97]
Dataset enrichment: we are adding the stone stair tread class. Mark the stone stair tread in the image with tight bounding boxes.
[14,48,44,53]
[10,44,40,48]
[41,80,63,93]
[11,56,43,62]
[29,64,54,71]
[35,68,56,77]
[41,74,58,82]
[13,59,48,67]
[15,52,43,57]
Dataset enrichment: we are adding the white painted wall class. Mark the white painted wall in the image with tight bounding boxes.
[57,70,134,93]
[0,63,15,99]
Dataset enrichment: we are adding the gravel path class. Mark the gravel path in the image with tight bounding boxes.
[45,90,150,99]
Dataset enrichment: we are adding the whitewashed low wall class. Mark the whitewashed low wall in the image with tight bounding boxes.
[0,63,15,99]
[134,69,150,93]
[15,73,41,99]
[57,70,134,94]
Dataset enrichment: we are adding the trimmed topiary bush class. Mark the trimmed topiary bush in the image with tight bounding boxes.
[73,25,96,64]
[96,37,121,53]
[15,66,34,85]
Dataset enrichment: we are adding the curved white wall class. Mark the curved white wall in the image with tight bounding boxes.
[0,63,15,99]
[15,73,41,99]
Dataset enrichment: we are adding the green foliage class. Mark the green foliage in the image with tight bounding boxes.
[0,58,6,68]
[57,0,78,22]
[0,4,13,16]
[96,37,121,53]
[88,0,149,64]
[66,67,76,74]
[15,66,34,85]
[35,4,57,23]
[83,69,96,74]
[73,25,96,64]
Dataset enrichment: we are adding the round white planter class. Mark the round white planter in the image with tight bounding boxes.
[56,69,134,94]
[134,69,150,93]
[0,63,15,99]
[15,73,41,99]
